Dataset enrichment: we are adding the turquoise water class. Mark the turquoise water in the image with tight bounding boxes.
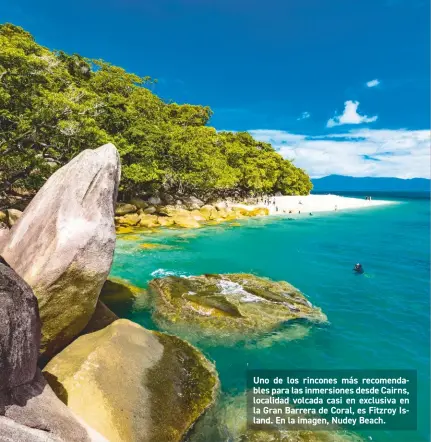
[110,194,430,442]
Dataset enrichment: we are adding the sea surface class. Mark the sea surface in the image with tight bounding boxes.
[110,192,430,442]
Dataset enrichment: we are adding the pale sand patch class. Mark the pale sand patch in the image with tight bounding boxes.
[229,194,396,215]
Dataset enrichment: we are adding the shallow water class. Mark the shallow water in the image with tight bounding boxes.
[110,194,430,442]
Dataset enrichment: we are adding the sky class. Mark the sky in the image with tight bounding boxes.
[2,0,430,178]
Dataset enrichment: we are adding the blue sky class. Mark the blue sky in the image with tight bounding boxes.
[2,0,430,178]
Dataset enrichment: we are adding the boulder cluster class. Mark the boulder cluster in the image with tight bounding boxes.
[0,144,218,442]
[115,198,269,231]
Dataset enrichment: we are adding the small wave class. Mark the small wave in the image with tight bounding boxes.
[150,268,191,278]
[217,278,261,303]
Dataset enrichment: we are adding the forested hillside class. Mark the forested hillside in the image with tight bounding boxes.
[0,24,312,205]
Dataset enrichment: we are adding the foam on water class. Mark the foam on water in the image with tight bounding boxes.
[217,278,262,303]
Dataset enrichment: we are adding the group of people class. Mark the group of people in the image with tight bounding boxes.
[365,196,372,201]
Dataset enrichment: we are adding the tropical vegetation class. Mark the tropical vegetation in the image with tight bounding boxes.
[0,23,312,205]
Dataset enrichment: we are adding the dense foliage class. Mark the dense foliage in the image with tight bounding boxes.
[0,24,312,204]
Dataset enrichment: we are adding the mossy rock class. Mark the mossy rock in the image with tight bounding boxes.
[43,319,219,442]
[149,273,326,338]
[158,216,175,227]
[115,203,137,216]
[116,226,135,234]
[116,213,140,226]
[199,205,218,220]
[138,214,159,228]
[172,213,201,228]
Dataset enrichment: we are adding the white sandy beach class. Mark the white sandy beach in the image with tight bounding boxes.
[233,194,396,215]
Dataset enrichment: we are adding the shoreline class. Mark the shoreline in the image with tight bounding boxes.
[112,194,398,234]
[231,194,396,216]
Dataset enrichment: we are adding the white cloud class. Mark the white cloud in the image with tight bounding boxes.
[366,79,380,88]
[297,111,310,120]
[327,101,378,128]
[249,128,430,179]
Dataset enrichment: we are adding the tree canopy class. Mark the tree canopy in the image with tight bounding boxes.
[0,23,312,204]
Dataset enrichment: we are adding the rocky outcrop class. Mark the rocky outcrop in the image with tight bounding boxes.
[0,143,121,357]
[0,260,40,390]
[44,319,219,442]
[149,274,327,339]
[0,258,105,442]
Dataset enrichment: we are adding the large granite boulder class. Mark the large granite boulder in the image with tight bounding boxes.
[0,143,121,357]
[0,260,40,391]
[149,274,327,339]
[44,319,219,442]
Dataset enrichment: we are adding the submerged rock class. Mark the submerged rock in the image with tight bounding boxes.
[44,319,219,442]
[189,393,364,442]
[0,143,121,357]
[149,274,326,337]
[0,260,40,390]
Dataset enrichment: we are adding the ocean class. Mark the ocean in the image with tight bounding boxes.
[110,192,430,442]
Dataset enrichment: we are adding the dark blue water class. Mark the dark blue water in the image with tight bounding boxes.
[111,194,430,442]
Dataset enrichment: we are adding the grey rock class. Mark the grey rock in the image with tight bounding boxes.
[182,196,204,210]
[143,206,157,214]
[114,203,137,216]
[161,193,175,205]
[129,198,148,209]
[0,261,40,391]
[0,416,62,442]
[147,196,162,206]
[0,370,96,442]
[0,143,121,357]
